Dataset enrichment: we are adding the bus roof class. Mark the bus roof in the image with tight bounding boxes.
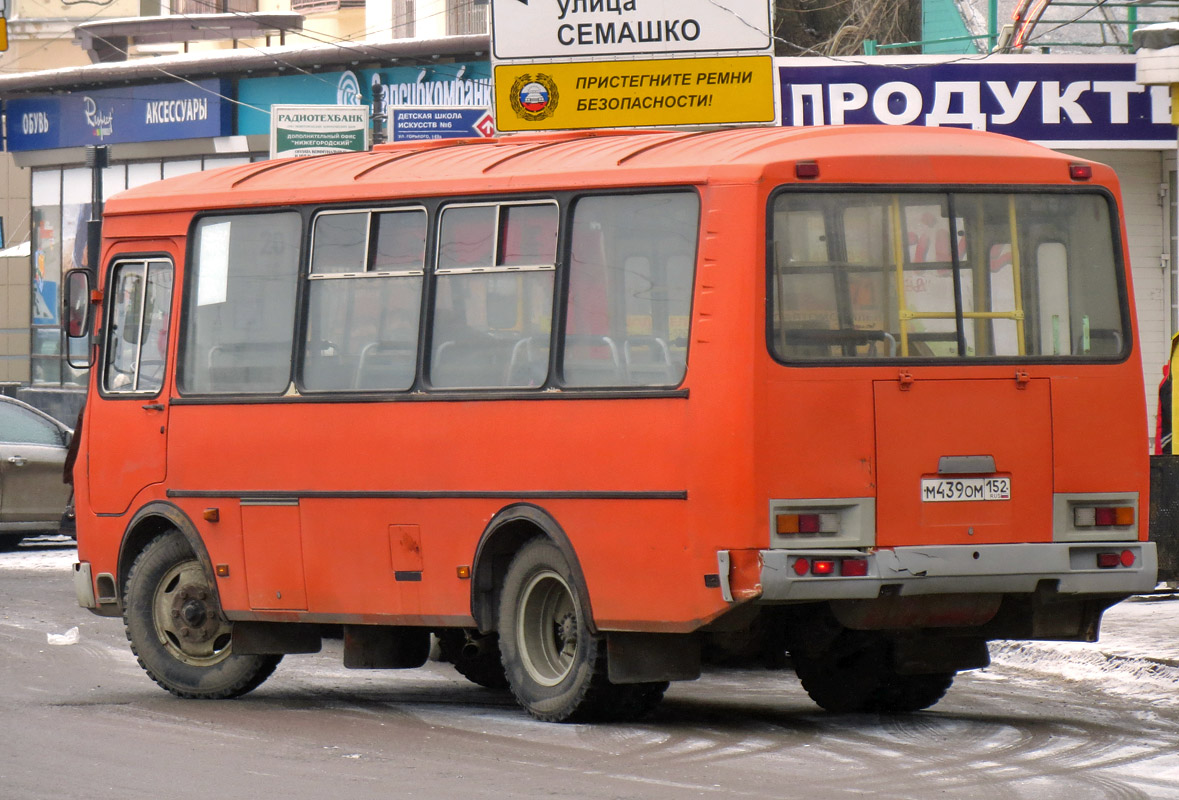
[104,125,1111,217]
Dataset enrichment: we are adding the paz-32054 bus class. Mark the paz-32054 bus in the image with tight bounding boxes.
[66,126,1157,722]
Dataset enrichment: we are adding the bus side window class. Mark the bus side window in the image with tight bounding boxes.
[562,192,698,388]
[302,208,426,392]
[104,260,173,395]
[430,202,557,389]
[180,212,301,395]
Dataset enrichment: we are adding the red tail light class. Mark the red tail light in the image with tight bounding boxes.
[840,559,869,577]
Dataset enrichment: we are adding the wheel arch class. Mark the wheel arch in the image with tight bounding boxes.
[470,503,596,635]
[117,501,216,605]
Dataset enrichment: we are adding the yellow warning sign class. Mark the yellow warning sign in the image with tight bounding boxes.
[0,17,8,52]
[494,55,775,132]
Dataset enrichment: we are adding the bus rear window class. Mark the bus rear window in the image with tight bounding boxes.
[769,191,1125,361]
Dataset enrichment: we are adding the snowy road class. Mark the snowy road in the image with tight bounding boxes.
[2,539,1178,800]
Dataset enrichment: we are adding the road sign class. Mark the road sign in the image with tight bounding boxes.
[494,55,775,132]
[490,0,772,61]
[390,107,496,141]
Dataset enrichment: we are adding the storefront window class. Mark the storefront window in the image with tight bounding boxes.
[30,166,129,387]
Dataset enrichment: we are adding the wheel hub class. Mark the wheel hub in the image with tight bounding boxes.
[166,583,222,646]
[557,612,578,654]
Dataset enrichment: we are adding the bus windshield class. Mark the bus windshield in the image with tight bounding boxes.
[769,190,1126,361]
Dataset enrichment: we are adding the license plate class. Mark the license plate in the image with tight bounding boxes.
[921,477,1011,502]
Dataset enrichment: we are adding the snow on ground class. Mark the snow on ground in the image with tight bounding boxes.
[1,537,77,572]
[3,542,1177,702]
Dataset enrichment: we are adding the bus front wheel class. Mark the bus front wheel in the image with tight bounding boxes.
[123,531,279,699]
[497,538,666,722]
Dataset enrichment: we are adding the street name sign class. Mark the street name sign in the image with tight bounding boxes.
[490,0,772,60]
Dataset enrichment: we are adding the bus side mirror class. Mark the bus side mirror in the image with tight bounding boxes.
[65,269,95,369]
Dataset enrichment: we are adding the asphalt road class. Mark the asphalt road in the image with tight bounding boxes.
[2,539,1179,800]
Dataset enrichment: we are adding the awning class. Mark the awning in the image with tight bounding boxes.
[0,241,31,258]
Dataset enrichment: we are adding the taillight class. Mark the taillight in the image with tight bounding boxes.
[840,558,869,577]
[776,512,840,536]
[1069,163,1093,181]
[790,556,869,577]
[1073,505,1134,528]
[1095,550,1136,569]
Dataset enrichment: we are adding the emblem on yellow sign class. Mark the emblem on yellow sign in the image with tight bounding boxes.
[508,73,559,123]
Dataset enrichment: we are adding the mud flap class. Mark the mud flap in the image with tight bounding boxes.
[892,636,990,676]
[607,632,701,684]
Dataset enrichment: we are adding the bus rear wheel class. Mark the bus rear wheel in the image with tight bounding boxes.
[497,539,666,722]
[123,531,280,699]
[793,635,954,714]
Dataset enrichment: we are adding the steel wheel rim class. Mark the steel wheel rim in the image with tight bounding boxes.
[517,569,578,687]
[152,559,234,667]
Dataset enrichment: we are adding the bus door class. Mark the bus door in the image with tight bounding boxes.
[873,376,1053,547]
[88,256,175,514]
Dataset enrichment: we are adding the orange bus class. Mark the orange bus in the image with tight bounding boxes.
[67,126,1158,722]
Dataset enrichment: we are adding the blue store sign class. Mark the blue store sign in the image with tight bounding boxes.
[237,62,492,136]
[5,79,232,151]
[778,56,1177,147]
[391,107,495,141]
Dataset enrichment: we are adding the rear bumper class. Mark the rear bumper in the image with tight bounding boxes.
[718,542,1159,603]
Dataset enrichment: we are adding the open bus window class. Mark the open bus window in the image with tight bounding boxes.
[103,260,173,394]
[302,208,426,392]
[429,201,557,389]
[563,192,698,388]
[180,212,301,394]
[769,190,1125,361]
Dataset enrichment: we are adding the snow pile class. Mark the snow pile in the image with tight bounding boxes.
[989,596,1179,705]
[0,540,76,572]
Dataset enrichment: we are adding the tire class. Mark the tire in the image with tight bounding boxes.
[123,531,280,699]
[497,538,665,722]
[436,629,510,690]
[793,635,953,714]
[0,535,24,552]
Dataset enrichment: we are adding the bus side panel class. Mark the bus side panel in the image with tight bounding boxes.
[163,398,734,630]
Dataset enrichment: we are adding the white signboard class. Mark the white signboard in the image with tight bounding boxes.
[269,105,369,159]
[490,0,772,60]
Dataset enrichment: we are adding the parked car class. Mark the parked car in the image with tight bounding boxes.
[0,396,74,550]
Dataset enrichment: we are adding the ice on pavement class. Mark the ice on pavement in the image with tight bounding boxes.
[4,543,1178,698]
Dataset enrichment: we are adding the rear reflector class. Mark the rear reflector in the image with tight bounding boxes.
[1121,549,1136,567]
